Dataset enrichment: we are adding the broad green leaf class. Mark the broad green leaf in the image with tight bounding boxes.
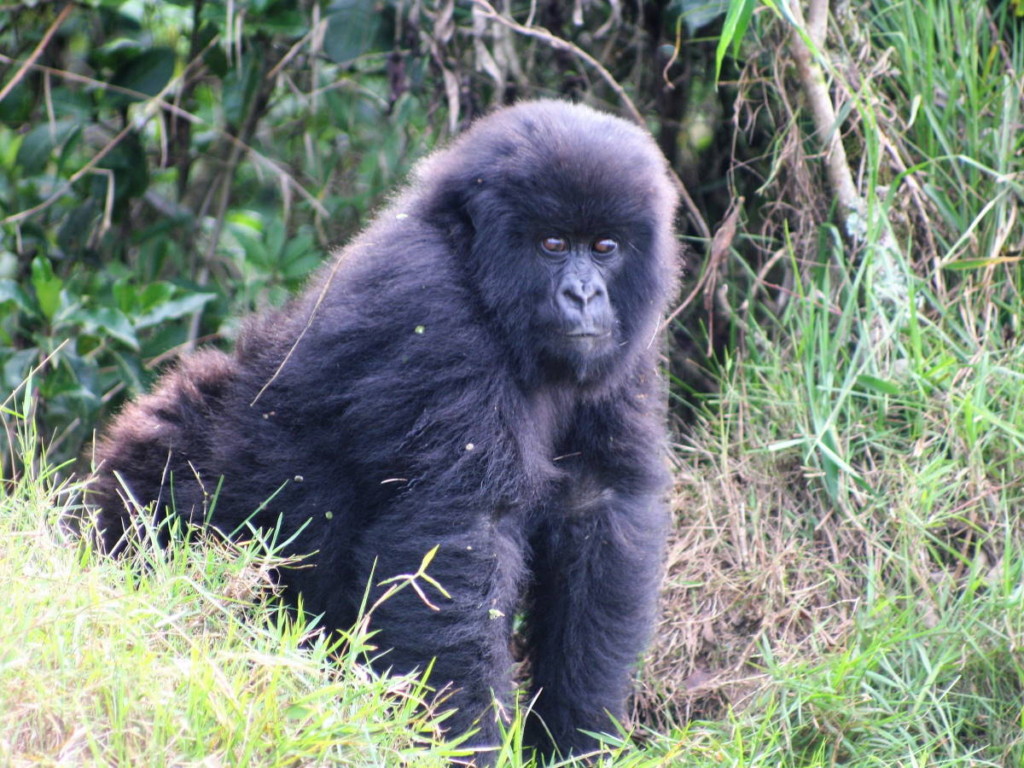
[671,0,730,35]
[232,228,271,269]
[324,0,384,64]
[0,129,22,167]
[281,233,320,281]
[110,349,146,394]
[74,307,140,350]
[57,201,99,256]
[266,219,286,262]
[15,120,78,176]
[134,293,217,329]
[96,131,150,207]
[0,279,31,312]
[110,47,176,104]
[227,210,264,231]
[0,80,35,124]
[90,38,146,71]
[223,54,262,128]
[138,282,176,311]
[2,348,39,390]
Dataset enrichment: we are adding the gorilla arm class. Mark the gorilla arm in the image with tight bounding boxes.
[523,375,672,756]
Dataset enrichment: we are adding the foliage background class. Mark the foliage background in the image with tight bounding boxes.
[2,0,1024,765]
[0,0,736,471]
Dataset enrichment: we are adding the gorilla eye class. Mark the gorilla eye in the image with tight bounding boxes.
[592,238,618,256]
[540,236,569,255]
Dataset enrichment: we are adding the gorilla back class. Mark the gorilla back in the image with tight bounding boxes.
[91,100,680,761]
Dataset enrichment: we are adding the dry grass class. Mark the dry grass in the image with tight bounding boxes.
[639,421,860,729]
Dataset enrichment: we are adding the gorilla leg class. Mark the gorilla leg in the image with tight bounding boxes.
[525,491,667,757]
[354,508,527,751]
[90,349,237,554]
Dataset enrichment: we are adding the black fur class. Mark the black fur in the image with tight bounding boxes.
[91,100,680,760]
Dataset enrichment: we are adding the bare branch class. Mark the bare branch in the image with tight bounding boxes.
[0,2,73,103]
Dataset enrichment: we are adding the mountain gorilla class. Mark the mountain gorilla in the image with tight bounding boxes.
[90,100,680,761]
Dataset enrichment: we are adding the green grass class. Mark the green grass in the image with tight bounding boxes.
[0,436,454,765]
[647,1,1024,765]
[0,402,687,767]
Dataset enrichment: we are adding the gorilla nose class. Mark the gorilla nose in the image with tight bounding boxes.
[561,280,603,310]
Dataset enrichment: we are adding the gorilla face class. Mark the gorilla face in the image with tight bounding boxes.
[428,103,675,388]
[532,233,622,371]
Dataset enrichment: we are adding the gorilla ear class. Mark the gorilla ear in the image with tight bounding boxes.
[423,174,480,251]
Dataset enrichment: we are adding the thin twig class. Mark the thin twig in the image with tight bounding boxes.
[2,118,139,227]
[0,2,73,103]
[249,253,347,406]
[660,196,742,335]
[470,0,710,241]
[472,0,643,124]
[0,56,329,227]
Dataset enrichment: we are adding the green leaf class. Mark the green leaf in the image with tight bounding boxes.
[281,232,320,281]
[223,54,262,128]
[94,131,150,211]
[57,200,99,256]
[137,282,176,311]
[942,256,1022,271]
[204,43,229,78]
[0,79,35,124]
[283,704,311,720]
[73,307,139,350]
[0,279,31,312]
[266,219,286,262]
[324,0,385,64]
[110,349,145,394]
[671,0,729,35]
[134,293,217,329]
[30,257,63,321]
[90,38,146,72]
[109,47,176,105]
[15,120,79,176]
[715,0,757,81]
[232,228,271,269]
[0,129,22,168]
[248,0,308,35]
[2,348,39,390]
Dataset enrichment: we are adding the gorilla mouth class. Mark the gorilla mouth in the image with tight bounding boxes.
[564,332,613,349]
[562,330,614,353]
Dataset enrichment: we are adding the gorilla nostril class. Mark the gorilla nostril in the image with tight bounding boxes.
[563,288,585,307]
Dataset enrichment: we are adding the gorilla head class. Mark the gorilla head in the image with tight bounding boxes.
[418,101,678,386]
[91,100,680,764]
